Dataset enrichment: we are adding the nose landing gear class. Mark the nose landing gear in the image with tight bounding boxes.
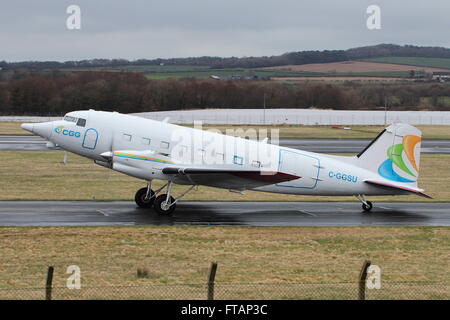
[356,194,373,212]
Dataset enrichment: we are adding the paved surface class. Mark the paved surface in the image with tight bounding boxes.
[2,136,450,153]
[0,136,59,151]
[278,138,450,154]
[0,201,449,226]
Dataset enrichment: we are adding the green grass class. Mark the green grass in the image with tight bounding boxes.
[362,57,450,70]
[68,65,212,73]
[0,226,448,299]
[0,151,447,202]
[67,65,322,79]
[143,69,320,80]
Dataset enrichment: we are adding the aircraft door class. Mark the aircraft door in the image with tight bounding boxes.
[82,128,99,149]
[277,150,320,189]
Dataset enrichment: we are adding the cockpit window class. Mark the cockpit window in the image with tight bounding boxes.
[64,116,77,122]
[76,118,86,127]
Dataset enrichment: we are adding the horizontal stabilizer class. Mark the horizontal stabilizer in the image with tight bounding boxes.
[364,180,432,199]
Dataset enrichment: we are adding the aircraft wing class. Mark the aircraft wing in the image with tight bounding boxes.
[364,180,432,199]
[162,167,300,190]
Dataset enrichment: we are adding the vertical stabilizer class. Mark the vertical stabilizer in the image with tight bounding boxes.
[357,123,422,187]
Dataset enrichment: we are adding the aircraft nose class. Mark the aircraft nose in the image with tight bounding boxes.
[21,123,34,133]
[23,122,53,139]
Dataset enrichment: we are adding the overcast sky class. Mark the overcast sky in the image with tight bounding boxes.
[1,0,450,61]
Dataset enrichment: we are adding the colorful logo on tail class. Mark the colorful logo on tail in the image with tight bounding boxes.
[378,135,420,183]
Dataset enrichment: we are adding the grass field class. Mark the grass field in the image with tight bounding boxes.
[0,226,448,299]
[262,61,449,73]
[2,121,450,140]
[66,64,418,80]
[68,65,321,80]
[272,76,413,83]
[0,151,447,202]
[362,57,450,70]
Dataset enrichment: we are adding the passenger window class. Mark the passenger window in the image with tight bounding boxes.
[233,155,244,165]
[142,137,151,145]
[161,141,170,149]
[123,134,132,141]
[76,118,86,127]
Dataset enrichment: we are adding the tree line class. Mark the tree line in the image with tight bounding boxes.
[2,44,450,70]
[1,71,450,116]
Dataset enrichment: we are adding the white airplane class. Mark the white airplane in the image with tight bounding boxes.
[21,110,430,215]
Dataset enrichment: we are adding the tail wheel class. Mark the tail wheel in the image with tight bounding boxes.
[362,201,373,212]
[135,187,155,208]
[154,194,176,215]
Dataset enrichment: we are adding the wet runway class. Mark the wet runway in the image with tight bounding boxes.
[0,201,449,226]
[278,138,450,154]
[2,136,450,153]
[0,136,58,151]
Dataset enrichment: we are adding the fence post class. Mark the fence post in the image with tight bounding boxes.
[45,266,54,300]
[207,262,218,300]
[358,260,371,300]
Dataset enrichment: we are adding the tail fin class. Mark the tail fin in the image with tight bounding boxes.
[357,123,422,187]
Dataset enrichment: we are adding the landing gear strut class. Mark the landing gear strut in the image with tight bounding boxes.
[356,194,373,212]
[153,181,196,215]
[135,181,196,215]
[135,181,155,208]
[135,181,169,208]
[154,180,176,215]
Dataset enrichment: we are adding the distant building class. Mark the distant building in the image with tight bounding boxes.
[432,71,450,82]
[215,75,270,81]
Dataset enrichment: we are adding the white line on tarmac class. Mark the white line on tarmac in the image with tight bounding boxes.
[96,210,109,217]
[297,210,317,217]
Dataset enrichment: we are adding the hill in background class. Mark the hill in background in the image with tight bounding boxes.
[3,44,450,71]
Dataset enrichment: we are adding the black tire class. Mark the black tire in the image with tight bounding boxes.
[154,194,176,215]
[362,201,373,212]
[134,188,155,208]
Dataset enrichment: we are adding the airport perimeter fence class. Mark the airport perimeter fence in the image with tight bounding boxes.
[0,281,449,300]
[3,110,450,125]
[0,261,449,300]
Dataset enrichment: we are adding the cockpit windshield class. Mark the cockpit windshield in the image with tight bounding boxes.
[64,115,77,122]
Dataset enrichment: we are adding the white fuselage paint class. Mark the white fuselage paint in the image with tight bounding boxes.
[43,110,399,197]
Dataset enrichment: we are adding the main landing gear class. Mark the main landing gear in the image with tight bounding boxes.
[135,181,156,208]
[356,194,373,212]
[134,181,195,215]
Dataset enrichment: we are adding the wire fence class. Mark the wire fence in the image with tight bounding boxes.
[3,110,450,125]
[0,282,449,300]
[0,261,448,300]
